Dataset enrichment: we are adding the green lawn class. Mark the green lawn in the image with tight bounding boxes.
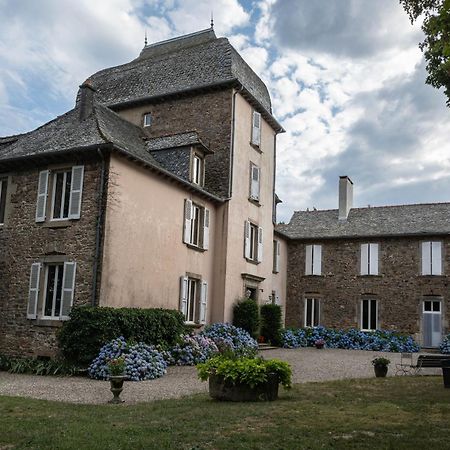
[1,376,449,449]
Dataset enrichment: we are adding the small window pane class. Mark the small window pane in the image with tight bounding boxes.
[370,300,377,329]
[433,301,441,312]
[362,300,369,330]
[305,299,312,327]
[44,266,57,317]
[424,301,432,312]
[143,113,152,127]
[63,171,72,218]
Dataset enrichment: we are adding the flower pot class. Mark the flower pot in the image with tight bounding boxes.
[208,373,279,402]
[109,375,126,403]
[374,365,388,378]
[315,343,324,349]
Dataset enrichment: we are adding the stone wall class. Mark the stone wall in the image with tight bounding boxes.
[285,236,450,344]
[0,158,101,357]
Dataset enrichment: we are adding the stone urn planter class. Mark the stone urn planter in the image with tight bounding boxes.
[208,373,279,402]
[372,357,390,378]
[109,376,126,403]
[314,339,325,349]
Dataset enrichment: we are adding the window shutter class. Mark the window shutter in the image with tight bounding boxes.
[61,262,76,320]
[35,170,49,222]
[257,227,263,262]
[305,245,312,275]
[244,220,251,258]
[27,263,41,319]
[179,276,188,317]
[432,241,442,275]
[68,166,84,219]
[274,240,280,273]
[360,244,369,275]
[370,243,379,275]
[200,281,208,324]
[183,199,193,244]
[275,291,281,305]
[422,242,431,275]
[313,245,322,275]
[250,165,260,200]
[251,111,261,146]
[203,208,210,250]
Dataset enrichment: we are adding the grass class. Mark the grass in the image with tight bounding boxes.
[1,376,449,449]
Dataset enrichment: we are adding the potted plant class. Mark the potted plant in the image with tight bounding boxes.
[197,355,292,402]
[372,357,390,378]
[315,339,325,349]
[107,356,126,404]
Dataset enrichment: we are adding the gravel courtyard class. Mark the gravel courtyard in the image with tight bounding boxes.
[0,348,437,404]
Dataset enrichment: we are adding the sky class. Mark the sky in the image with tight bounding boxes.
[1,0,449,222]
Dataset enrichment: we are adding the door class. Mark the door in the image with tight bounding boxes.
[422,300,442,347]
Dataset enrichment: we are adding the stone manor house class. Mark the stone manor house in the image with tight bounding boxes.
[0,28,448,356]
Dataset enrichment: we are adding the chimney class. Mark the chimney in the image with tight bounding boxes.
[78,79,96,121]
[338,176,353,220]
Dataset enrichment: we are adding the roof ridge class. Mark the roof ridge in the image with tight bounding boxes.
[142,28,214,50]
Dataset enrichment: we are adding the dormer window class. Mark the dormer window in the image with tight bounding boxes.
[143,113,152,128]
[191,152,204,186]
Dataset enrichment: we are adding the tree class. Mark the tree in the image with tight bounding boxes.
[400,0,450,106]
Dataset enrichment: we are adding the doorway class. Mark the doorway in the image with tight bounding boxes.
[422,299,442,347]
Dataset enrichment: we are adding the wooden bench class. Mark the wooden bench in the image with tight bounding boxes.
[396,354,450,376]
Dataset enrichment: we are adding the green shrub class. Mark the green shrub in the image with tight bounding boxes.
[58,306,186,367]
[0,354,79,376]
[260,304,282,346]
[232,298,260,338]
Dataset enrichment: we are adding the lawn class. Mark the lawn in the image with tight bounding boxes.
[1,376,449,449]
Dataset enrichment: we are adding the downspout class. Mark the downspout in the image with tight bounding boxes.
[228,86,244,198]
[91,147,107,306]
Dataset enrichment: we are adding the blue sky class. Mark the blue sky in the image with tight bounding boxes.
[1,0,449,221]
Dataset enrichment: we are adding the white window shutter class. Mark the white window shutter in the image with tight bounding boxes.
[274,240,280,273]
[257,227,263,262]
[370,243,379,275]
[275,291,281,305]
[422,242,431,275]
[305,245,313,275]
[68,166,84,219]
[244,220,251,259]
[432,241,442,275]
[250,165,260,200]
[251,111,261,146]
[200,281,208,324]
[36,170,49,222]
[183,199,193,244]
[360,244,369,275]
[27,263,41,319]
[313,245,322,275]
[179,276,188,317]
[60,262,76,320]
[203,208,210,250]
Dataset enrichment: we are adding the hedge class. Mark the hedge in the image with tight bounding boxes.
[232,298,260,339]
[260,304,282,346]
[58,306,186,366]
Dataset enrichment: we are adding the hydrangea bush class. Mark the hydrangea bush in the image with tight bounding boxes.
[88,337,167,381]
[440,334,450,354]
[166,334,219,366]
[201,323,258,357]
[281,326,419,353]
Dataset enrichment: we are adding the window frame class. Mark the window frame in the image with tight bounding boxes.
[190,203,202,247]
[360,243,379,275]
[41,263,64,320]
[249,162,260,202]
[50,169,72,221]
[0,176,8,225]
[361,298,378,331]
[305,244,322,275]
[143,113,152,128]
[304,298,320,328]
[185,277,199,324]
[191,152,204,186]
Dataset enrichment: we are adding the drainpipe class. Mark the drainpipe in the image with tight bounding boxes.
[228,86,244,198]
[91,147,107,306]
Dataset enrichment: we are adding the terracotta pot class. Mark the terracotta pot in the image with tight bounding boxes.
[109,375,126,403]
[208,373,279,402]
[374,365,388,378]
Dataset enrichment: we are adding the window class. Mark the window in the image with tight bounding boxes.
[27,261,76,320]
[305,298,320,327]
[421,241,442,275]
[143,113,152,127]
[192,153,204,186]
[422,299,442,347]
[305,244,322,275]
[273,239,280,273]
[36,166,84,223]
[249,163,260,202]
[244,220,263,262]
[0,177,7,224]
[360,243,379,275]
[251,110,261,147]
[179,276,208,324]
[361,299,378,331]
[183,199,210,250]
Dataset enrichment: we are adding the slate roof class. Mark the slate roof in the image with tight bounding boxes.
[146,131,210,152]
[278,203,450,239]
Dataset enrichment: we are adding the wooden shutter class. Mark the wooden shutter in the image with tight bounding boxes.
[61,262,76,320]
[313,245,322,275]
[257,227,263,262]
[360,244,369,275]
[68,166,84,219]
[203,208,210,250]
[35,170,49,222]
[250,165,260,200]
[183,199,193,244]
[251,111,261,146]
[369,243,379,275]
[432,241,442,275]
[200,281,208,324]
[274,240,280,273]
[305,245,313,275]
[422,242,431,275]
[179,276,188,318]
[27,263,41,319]
[244,220,251,259]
